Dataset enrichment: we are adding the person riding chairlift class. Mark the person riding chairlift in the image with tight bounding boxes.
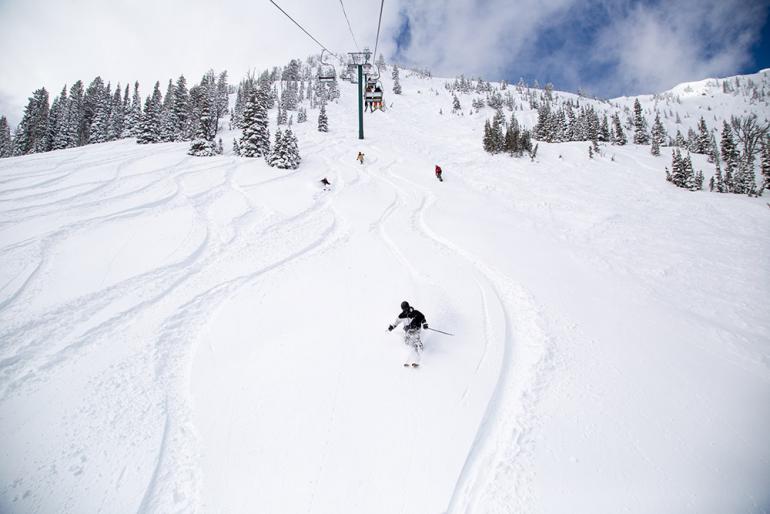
[365,85,374,112]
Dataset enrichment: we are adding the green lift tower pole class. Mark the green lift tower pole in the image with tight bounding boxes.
[357,64,364,140]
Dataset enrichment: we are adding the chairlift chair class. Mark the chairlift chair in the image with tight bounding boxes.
[364,68,384,108]
[317,49,337,83]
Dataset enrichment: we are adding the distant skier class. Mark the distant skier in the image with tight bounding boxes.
[435,164,443,182]
[387,301,428,367]
[357,152,365,165]
[320,177,331,190]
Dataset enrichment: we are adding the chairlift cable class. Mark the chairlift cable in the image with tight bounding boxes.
[338,0,360,51]
[372,0,385,63]
[268,0,337,57]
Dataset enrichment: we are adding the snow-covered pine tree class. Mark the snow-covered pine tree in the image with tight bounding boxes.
[63,81,85,147]
[13,88,49,155]
[318,104,328,132]
[712,155,725,193]
[136,81,162,144]
[282,128,301,169]
[490,111,505,152]
[533,103,552,141]
[328,77,340,101]
[761,137,770,191]
[46,87,66,151]
[238,89,271,158]
[720,121,738,192]
[126,82,142,137]
[83,77,108,144]
[392,65,402,95]
[650,113,666,156]
[122,83,130,134]
[695,116,711,154]
[108,85,124,140]
[669,149,690,188]
[599,115,611,143]
[172,75,190,140]
[89,83,113,144]
[0,116,12,157]
[452,94,461,112]
[482,120,494,153]
[707,133,718,163]
[268,128,286,167]
[216,71,229,121]
[188,84,217,156]
[159,79,176,142]
[632,98,649,144]
[281,81,298,111]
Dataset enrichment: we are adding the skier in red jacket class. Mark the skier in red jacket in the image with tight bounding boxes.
[435,164,443,182]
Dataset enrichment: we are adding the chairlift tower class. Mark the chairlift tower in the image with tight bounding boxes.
[348,48,372,139]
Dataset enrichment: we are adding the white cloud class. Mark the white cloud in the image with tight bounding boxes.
[589,0,767,96]
[0,0,385,126]
[0,0,767,126]
[390,0,768,97]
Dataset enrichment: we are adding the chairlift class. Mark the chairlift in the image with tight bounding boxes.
[364,67,384,110]
[317,49,336,83]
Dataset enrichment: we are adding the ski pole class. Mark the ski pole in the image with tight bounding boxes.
[427,327,454,336]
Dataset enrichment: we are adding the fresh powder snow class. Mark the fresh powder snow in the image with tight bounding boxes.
[1,66,769,514]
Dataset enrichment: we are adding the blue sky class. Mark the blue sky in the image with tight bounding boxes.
[1,0,768,126]
[392,0,770,98]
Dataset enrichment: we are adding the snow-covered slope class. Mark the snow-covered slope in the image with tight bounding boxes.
[1,68,769,514]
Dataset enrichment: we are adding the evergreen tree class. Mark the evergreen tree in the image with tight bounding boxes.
[695,116,710,154]
[318,104,328,132]
[216,71,229,120]
[83,77,107,144]
[490,111,505,152]
[46,86,67,151]
[238,89,271,158]
[599,115,611,143]
[137,81,162,144]
[392,65,402,95]
[64,81,85,147]
[452,94,461,112]
[533,103,551,141]
[268,129,287,167]
[482,120,495,153]
[173,75,190,140]
[108,84,125,140]
[159,79,176,142]
[673,129,686,148]
[713,157,725,193]
[282,128,301,169]
[761,137,770,191]
[650,113,666,156]
[632,98,649,144]
[52,85,72,150]
[0,116,12,157]
[89,83,112,144]
[13,88,49,155]
[126,82,142,137]
[720,121,738,192]
[669,149,694,188]
[188,84,217,156]
[611,113,626,145]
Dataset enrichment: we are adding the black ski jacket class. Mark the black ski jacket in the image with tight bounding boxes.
[392,307,427,332]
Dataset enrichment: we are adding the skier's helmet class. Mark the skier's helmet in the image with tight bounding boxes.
[401,301,410,311]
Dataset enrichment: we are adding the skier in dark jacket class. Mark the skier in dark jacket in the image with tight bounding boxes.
[388,301,428,367]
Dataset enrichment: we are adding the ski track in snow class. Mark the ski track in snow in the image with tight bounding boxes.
[2,70,769,514]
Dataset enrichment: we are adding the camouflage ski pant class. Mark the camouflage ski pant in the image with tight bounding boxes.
[404,329,423,351]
